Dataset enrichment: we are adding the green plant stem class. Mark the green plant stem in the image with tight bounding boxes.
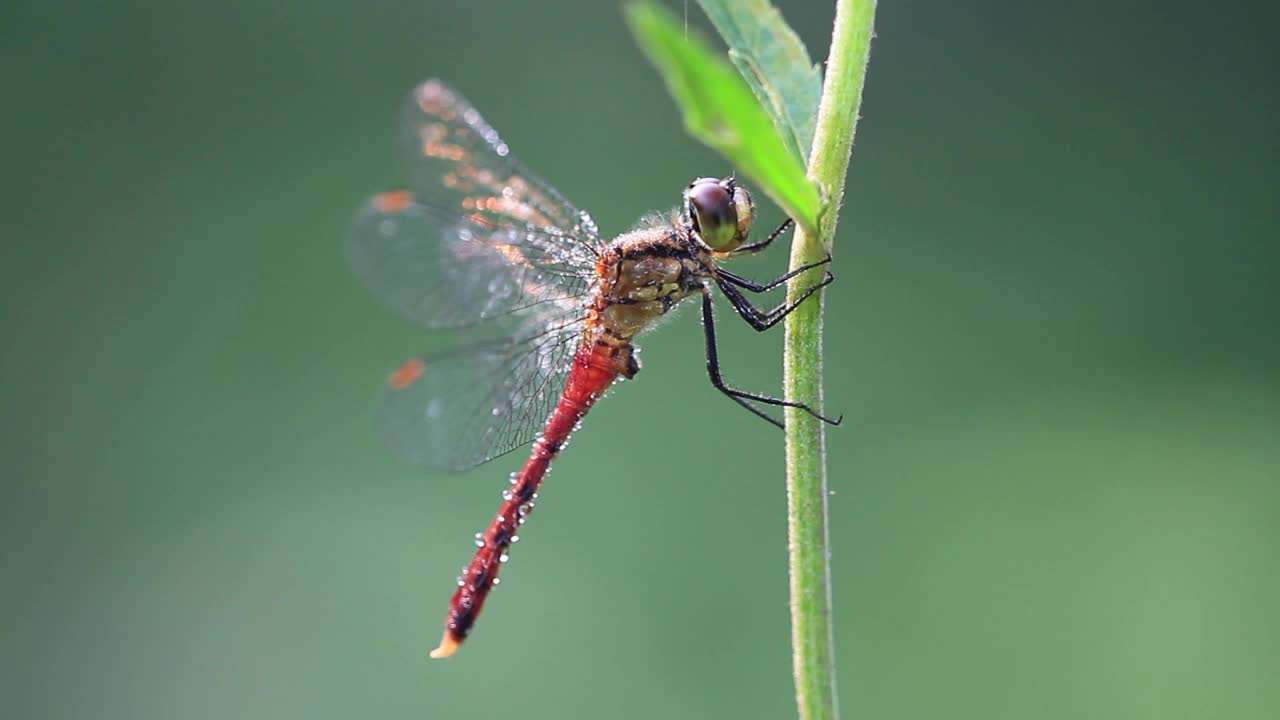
[783,1,877,719]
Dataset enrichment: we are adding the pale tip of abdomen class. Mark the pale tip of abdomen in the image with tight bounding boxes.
[429,632,460,659]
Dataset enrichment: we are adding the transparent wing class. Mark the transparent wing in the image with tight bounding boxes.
[350,79,601,329]
[376,313,587,471]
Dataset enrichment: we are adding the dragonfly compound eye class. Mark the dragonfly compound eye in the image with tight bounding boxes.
[686,178,739,250]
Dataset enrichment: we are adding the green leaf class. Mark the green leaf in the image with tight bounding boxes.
[696,0,822,163]
[625,1,819,231]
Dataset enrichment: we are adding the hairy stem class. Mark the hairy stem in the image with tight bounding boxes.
[783,1,877,719]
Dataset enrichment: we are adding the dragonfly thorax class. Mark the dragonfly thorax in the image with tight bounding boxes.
[590,225,709,357]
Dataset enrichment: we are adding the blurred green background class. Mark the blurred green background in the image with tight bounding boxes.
[3,1,1277,718]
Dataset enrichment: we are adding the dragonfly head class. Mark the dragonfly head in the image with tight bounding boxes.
[685,177,754,253]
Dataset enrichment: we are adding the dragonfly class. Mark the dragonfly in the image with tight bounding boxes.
[350,79,839,659]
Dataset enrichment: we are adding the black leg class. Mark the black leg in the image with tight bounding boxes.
[716,271,834,332]
[699,290,843,428]
[729,218,793,255]
[718,254,832,293]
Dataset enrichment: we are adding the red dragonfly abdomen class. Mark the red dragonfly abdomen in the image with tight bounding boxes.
[430,334,627,658]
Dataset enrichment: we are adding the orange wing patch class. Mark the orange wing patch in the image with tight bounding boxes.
[387,358,427,390]
[375,190,414,214]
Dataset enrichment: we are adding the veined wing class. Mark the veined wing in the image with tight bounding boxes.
[351,79,601,330]
[377,312,587,471]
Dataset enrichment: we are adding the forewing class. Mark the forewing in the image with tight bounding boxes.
[350,79,601,329]
[376,314,586,471]
[352,191,594,329]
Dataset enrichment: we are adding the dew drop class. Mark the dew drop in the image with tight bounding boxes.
[511,535,520,543]
[499,553,510,563]
[456,576,465,587]
[492,577,501,585]
[502,490,513,501]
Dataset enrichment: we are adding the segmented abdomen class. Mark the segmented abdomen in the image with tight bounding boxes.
[430,336,622,658]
